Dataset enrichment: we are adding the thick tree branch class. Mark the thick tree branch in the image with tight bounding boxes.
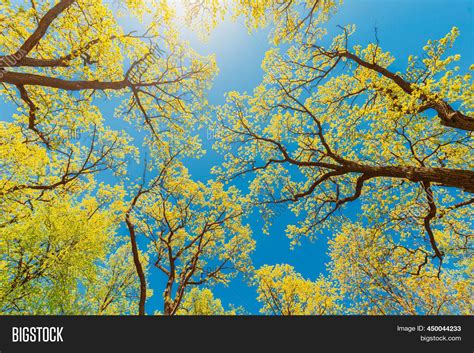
[332,50,474,132]
[125,192,147,316]
[1,71,130,90]
[344,162,474,193]
[421,181,444,273]
[0,0,76,67]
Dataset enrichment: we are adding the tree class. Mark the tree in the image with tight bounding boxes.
[0,0,215,188]
[0,188,140,314]
[125,161,255,315]
[214,25,472,273]
[175,287,237,315]
[1,0,217,314]
[84,244,144,315]
[328,223,472,314]
[254,264,340,315]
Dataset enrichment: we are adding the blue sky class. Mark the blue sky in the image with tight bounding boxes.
[2,0,472,314]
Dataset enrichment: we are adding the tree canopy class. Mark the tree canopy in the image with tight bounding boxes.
[1,0,472,315]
